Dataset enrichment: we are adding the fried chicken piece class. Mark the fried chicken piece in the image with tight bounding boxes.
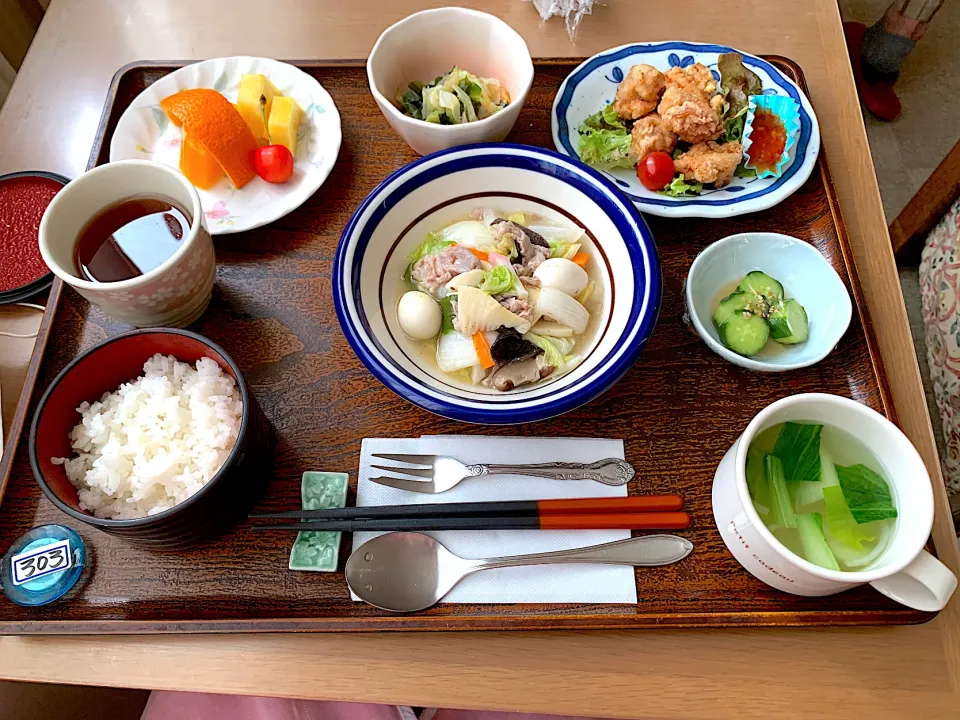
[673,141,744,187]
[659,89,723,143]
[613,64,665,119]
[630,114,677,158]
[664,64,718,97]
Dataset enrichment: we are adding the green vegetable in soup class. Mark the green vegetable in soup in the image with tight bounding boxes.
[796,513,840,571]
[524,332,564,369]
[835,464,899,523]
[772,422,822,482]
[746,448,771,517]
[659,174,704,198]
[406,232,453,264]
[765,454,797,529]
[439,295,457,335]
[822,485,877,550]
[480,266,515,295]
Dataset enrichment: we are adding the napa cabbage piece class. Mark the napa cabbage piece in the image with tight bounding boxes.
[456,286,531,335]
[436,221,494,250]
[480,265,516,295]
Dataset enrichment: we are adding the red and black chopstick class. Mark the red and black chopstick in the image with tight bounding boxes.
[249,495,690,531]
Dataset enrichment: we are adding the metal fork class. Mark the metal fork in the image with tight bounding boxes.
[370,453,635,493]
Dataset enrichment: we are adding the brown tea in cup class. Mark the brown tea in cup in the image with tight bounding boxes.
[74,195,192,283]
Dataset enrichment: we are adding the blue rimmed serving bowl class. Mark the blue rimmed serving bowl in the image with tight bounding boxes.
[333,143,662,425]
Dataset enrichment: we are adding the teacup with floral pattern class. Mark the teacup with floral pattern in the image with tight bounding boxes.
[39,160,215,327]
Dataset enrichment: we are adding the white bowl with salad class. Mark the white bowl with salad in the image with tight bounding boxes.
[367,7,534,156]
[551,41,820,218]
[686,232,852,372]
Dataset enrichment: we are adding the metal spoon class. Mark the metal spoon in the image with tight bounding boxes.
[346,532,694,612]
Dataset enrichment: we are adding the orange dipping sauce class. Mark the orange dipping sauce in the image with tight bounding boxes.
[747,109,787,173]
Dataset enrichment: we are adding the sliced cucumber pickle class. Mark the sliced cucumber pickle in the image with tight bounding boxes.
[713,292,751,329]
[719,312,770,357]
[738,271,784,303]
[768,298,809,344]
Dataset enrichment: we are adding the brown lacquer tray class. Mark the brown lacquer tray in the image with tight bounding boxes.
[0,58,934,633]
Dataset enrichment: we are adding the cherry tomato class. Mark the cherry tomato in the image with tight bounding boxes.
[636,151,675,191]
[254,145,294,183]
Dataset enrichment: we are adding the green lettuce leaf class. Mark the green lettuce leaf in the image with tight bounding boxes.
[718,52,762,115]
[658,174,703,198]
[480,266,515,295]
[835,464,898,524]
[734,163,756,179]
[580,103,626,132]
[772,422,822,482]
[576,128,635,171]
[722,105,749,143]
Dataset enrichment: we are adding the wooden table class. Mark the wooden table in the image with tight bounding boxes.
[1,1,958,717]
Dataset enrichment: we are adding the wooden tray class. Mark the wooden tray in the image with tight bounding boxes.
[0,59,934,633]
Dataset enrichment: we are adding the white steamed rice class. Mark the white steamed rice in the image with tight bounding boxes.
[52,353,243,520]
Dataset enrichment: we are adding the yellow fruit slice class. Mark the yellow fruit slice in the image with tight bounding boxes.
[179,131,223,190]
[161,89,258,189]
[237,74,279,145]
[268,96,302,155]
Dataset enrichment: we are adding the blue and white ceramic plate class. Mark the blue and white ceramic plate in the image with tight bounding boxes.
[333,143,661,425]
[552,42,820,219]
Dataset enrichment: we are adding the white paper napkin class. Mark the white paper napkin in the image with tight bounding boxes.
[352,436,637,604]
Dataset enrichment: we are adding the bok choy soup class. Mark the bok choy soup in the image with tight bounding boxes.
[747,421,899,572]
[394,208,604,392]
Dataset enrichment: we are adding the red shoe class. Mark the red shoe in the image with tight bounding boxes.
[844,21,902,121]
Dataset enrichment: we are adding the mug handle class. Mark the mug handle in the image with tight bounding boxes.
[869,550,958,611]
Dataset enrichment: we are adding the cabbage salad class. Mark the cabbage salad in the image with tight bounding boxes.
[395,209,600,391]
[396,67,510,125]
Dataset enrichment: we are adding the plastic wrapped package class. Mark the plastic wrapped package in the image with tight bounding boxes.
[529,0,597,42]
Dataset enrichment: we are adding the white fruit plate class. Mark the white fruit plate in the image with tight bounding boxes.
[110,56,341,234]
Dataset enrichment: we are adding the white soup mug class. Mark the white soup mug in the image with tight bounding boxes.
[39,159,215,328]
[713,393,957,611]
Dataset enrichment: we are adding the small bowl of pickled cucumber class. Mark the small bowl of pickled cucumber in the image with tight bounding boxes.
[686,232,852,372]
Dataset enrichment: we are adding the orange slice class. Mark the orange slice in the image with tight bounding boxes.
[179,131,224,189]
[161,89,258,189]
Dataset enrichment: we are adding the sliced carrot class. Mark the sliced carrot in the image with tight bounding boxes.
[571,252,590,267]
[466,247,489,262]
[472,331,495,369]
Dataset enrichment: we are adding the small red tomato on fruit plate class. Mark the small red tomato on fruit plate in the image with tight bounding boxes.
[254,145,294,183]
[637,151,675,191]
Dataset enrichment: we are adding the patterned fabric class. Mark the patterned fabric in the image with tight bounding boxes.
[919,197,960,493]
